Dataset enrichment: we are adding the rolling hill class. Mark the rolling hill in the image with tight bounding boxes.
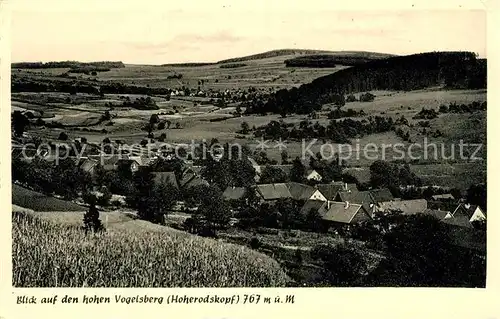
[247,51,487,115]
[217,49,395,64]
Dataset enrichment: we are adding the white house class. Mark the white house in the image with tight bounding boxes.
[306,169,323,182]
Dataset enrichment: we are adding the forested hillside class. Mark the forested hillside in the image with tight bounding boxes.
[246,52,487,115]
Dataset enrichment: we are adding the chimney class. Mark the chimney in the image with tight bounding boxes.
[345,201,350,209]
[345,183,348,190]
[327,200,331,209]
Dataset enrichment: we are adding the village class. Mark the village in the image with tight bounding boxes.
[12,134,486,248]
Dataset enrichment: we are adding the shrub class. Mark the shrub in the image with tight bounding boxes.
[58,132,68,141]
[346,94,357,102]
[250,237,261,250]
[359,92,375,102]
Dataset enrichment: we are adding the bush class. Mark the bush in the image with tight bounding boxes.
[346,94,357,102]
[58,132,69,141]
[359,92,375,102]
[250,237,261,250]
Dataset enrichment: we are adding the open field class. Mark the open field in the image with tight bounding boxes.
[15,85,486,191]
[12,209,289,287]
[15,54,346,91]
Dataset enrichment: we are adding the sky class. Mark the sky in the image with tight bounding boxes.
[9,0,487,64]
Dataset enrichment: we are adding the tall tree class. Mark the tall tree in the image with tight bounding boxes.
[290,157,306,183]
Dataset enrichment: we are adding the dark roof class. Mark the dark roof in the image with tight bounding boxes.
[286,182,317,201]
[152,172,179,189]
[318,202,366,224]
[454,203,485,219]
[222,187,247,201]
[300,200,326,215]
[422,208,452,221]
[442,215,474,229]
[377,199,428,215]
[315,183,345,200]
[116,159,139,167]
[428,200,461,212]
[256,183,292,200]
[337,190,373,212]
[369,188,394,203]
[179,167,209,189]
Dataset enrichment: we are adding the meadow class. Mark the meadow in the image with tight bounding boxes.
[12,208,289,287]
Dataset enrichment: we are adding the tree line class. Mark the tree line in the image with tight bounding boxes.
[245,52,487,115]
[12,61,125,69]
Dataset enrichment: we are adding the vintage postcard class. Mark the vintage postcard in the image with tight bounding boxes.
[0,0,498,318]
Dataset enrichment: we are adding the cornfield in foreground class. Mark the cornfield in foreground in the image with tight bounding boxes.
[12,211,289,287]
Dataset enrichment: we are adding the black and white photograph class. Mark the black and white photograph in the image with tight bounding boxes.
[9,2,486,288]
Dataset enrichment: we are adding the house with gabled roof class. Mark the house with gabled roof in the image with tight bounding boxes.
[305,169,323,182]
[452,203,486,222]
[375,199,428,215]
[116,158,140,173]
[442,215,474,229]
[179,166,209,189]
[315,182,352,201]
[318,201,371,225]
[369,188,394,203]
[422,208,453,221]
[255,183,292,202]
[286,182,327,202]
[335,190,373,213]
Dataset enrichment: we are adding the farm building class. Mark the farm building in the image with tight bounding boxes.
[116,159,140,173]
[179,167,209,189]
[255,183,292,202]
[315,182,354,201]
[442,215,475,229]
[335,190,373,212]
[375,199,428,215]
[422,208,453,221]
[318,201,371,226]
[368,188,394,203]
[452,203,486,222]
[286,182,327,201]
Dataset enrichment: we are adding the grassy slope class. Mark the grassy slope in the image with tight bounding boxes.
[12,184,86,212]
[12,208,289,287]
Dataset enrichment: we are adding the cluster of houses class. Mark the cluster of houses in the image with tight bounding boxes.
[222,180,486,230]
[13,141,486,236]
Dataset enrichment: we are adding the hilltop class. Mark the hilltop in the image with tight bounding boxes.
[216,49,395,64]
